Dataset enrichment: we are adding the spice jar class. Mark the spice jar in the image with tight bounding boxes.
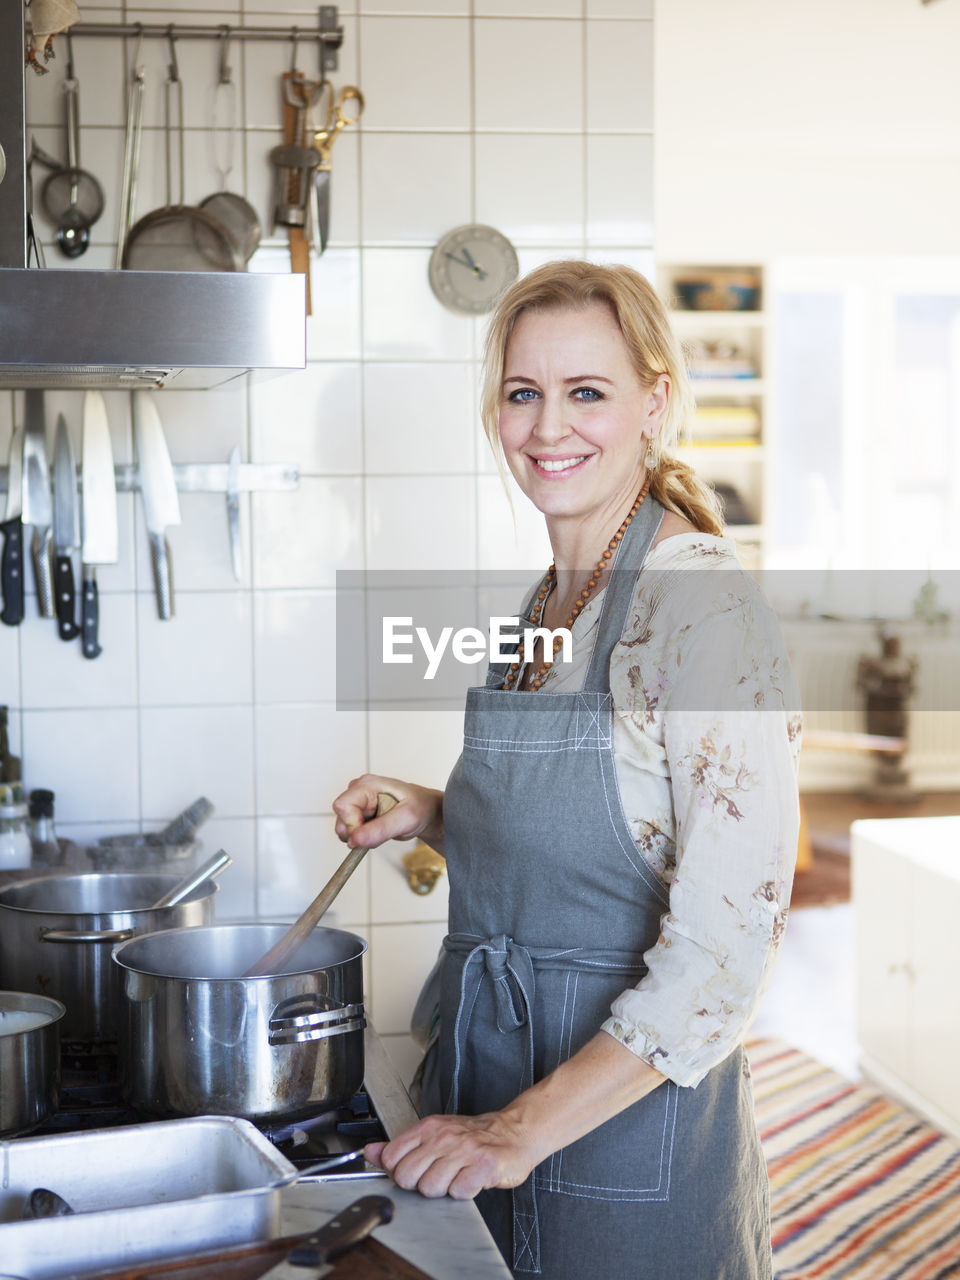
[0,783,32,870]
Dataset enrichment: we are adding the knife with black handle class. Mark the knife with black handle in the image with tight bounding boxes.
[23,390,55,619]
[80,392,118,659]
[55,1195,401,1280]
[52,414,81,641]
[1,426,25,627]
[266,1195,395,1278]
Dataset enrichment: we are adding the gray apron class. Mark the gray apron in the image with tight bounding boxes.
[434,498,773,1280]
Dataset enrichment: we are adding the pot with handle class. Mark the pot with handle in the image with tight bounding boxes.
[0,991,66,1136]
[112,923,366,1123]
[0,873,218,1047]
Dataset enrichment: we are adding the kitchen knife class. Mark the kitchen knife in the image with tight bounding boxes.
[261,1195,395,1280]
[133,391,181,620]
[226,444,242,581]
[55,1196,406,1280]
[81,391,119,659]
[52,413,81,641]
[22,389,55,618]
[1,426,25,626]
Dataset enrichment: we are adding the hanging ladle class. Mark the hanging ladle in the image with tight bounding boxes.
[151,848,233,910]
[41,33,104,258]
[242,793,397,978]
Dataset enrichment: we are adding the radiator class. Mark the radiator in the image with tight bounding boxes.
[781,619,960,791]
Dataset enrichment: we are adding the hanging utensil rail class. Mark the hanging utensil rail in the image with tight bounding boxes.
[0,462,299,497]
[56,9,344,74]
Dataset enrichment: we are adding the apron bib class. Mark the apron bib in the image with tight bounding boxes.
[437,499,772,1280]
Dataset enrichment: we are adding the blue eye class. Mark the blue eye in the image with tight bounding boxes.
[507,387,539,403]
[573,386,603,402]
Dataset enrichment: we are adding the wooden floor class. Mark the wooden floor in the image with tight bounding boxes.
[793,788,960,908]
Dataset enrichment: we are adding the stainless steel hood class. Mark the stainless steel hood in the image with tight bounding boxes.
[0,268,306,390]
[0,5,306,390]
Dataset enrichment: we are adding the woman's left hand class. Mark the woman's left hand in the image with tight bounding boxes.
[364,1112,541,1200]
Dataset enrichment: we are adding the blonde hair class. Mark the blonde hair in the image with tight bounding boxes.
[480,260,724,536]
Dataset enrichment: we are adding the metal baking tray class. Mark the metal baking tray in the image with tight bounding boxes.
[0,1116,298,1279]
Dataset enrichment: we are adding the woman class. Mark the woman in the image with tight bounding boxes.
[333,261,801,1280]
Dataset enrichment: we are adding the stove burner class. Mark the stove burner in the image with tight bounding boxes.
[27,1059,389,1178]
[263,1092,386,1170]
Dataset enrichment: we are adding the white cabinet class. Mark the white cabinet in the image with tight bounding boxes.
[852,816,960,1140]
[657,262,770,569]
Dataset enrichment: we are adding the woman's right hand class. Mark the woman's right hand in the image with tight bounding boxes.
[332,775,444,852]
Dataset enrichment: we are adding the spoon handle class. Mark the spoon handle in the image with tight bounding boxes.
[242,793,397,978]
[152,849,232,909]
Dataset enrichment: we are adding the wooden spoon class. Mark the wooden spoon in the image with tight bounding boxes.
[241,793,397,978]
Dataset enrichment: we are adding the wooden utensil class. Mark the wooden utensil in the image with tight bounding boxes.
[65,1210,437,1280]
[241,793,397,978]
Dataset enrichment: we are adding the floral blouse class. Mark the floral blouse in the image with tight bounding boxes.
[539,533,802,1088]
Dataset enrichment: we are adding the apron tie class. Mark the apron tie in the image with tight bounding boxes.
[447,933,537,1113]
[446,933,542,1272]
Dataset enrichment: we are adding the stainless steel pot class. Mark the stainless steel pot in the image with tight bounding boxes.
[0,991,66,1136]
[0,873,218,1046]
[113,923,366,1123]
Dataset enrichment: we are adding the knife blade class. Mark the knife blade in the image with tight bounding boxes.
[313,162,331,255]
[22,389,55,619]
[133,391,181,620]
[1,426,24,626]
[81,391,119,659]
[262,1195,395,1280]
[52,413,81,641]
[226,444,242,581]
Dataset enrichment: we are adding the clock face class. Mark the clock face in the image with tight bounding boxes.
[428,225,520,316]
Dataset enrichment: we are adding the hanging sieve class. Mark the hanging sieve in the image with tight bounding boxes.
[122,35,242,273]
[41,36,105,259]
[198,30,261,264]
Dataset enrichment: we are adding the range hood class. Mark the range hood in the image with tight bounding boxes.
[0,6,305,391]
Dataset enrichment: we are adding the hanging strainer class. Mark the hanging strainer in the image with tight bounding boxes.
[122,39,241,273]
[198,32,261,264]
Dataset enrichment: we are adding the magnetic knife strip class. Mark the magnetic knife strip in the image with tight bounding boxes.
[0,462,300,495]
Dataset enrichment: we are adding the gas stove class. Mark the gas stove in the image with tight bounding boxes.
[26,1046,390,1180]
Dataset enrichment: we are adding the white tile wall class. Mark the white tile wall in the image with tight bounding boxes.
[9,3,654,1039]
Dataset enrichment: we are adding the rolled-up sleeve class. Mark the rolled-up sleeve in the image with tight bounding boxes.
[601,564,802,1087]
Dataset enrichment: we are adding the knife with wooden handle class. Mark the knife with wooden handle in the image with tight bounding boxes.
[55,1196,436,1280]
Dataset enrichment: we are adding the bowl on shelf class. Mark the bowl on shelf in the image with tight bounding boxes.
[673,271,761,312]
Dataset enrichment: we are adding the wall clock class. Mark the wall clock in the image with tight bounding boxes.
[428,224,520,316]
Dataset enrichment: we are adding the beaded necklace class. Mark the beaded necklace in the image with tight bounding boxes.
[502,476,652,692]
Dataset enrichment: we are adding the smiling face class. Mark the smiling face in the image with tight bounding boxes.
[498,302,669,542]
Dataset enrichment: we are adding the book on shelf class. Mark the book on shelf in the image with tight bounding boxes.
[688,405,760,442]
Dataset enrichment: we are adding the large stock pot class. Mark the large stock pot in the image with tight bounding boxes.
[112,923,367,1124]
[0,873,218,1046]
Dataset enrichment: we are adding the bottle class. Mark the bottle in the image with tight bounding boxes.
[0,706,21,783]
[0,783,32,869]
[29,789,62,867]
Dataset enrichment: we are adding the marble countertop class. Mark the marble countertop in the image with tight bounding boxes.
[280,1181,512,1280]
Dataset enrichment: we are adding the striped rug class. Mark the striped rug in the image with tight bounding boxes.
[747,1039,960,1280]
